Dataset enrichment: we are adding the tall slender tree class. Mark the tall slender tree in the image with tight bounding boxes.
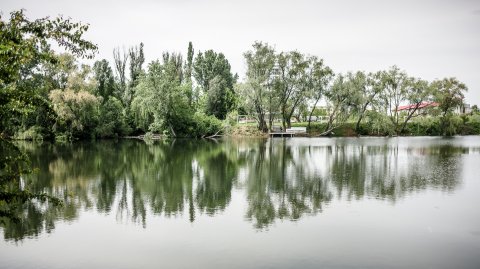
[113,47,129,103]
[93,59,115,102]
[379,66,410,134]
[243,42,276,131]
[306,56,334,130]
[126,42,145,106]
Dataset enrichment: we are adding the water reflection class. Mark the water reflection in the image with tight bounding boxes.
[1,137,474,240]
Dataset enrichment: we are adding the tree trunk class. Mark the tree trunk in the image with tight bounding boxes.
[355,115,363,134]
[307,98,321,130]
[281,104,288,131]
[399,105,420,134]
[355,102,370,134]
[169,124,176,137]
[259,114,268,132]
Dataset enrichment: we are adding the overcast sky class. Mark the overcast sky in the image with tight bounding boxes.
[3,0,480,104]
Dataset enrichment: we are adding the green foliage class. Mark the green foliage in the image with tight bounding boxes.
[0,10,97,86]
[323,74,357,132]
[306,57,334,128]
[242,41,276,131]
[49,89,100,138]
[364,111,396,136]
[0,9,97,222]
[205,75,235,120]
[185,42,194,82]
[193,49,236,119]
[440,114,463,136]
[192,112,223,137]
[128,43,145,89]
[274,51,310,129]
[378,66,410,133]
[96,97,129,138]
[93,59,115,101]
[113,47,129,104]
[432,78,468,136]
[132,58,186,135]
[466,114,480,134]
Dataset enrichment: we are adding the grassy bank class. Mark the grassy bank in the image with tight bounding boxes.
[229,114,480,137]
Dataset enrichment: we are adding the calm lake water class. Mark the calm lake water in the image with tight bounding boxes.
[1,137,480,269]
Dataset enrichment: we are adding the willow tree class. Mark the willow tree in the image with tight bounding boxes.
[275,51,310,130]
[432,78,468,136]
[379,66,410,134]
[131,52,221,137]
[243,42,276,132]
[349,71,383,133]
[131,57,187,135]
[306,57,334,130]
[398,78,433,134]
[322,74,357,135]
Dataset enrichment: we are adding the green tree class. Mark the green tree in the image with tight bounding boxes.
[306,56,334,130]
[113,47,129,104]
[323,74,357,134]
[0,10,96,86]
[432,78,468,136]
[93,59,115,102]
[193,49,236,119]
[126,42,145,106]
[131,54,221,137]
[42,53,77,91]
[206,75,234,120]
[0,9,97,222]
[398,78,433,134]
[275,51,310,130]
[96,97,129,138]
[242,42,276,132]
[184,42,195,105]
[349,71,383,134]
[379,66,410,134]
[49,89,100,139]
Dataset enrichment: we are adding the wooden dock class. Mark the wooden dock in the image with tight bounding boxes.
[269,132,295,138]
[269,127,307,138]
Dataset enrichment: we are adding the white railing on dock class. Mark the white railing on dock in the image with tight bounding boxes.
[285,127,307,134]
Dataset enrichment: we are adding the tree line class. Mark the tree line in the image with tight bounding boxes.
[240,42,477,136]
[2,12,479,142]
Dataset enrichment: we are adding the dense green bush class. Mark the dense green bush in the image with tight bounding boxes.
[96,97,130,138]
[193,112,223,137]
[364,111,395,136]
[467,114,480,134]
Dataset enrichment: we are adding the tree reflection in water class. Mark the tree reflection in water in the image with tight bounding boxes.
[0,138,468,240]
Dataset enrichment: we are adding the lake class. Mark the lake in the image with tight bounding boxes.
[1,137,480,269]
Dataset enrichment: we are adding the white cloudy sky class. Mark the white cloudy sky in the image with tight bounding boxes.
[3,0,480,104]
